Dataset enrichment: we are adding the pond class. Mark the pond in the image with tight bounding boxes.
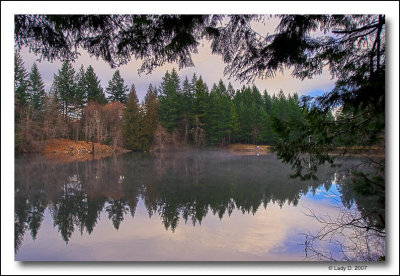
[14,150,384,261]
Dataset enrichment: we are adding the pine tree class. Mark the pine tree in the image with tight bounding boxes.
[27,63,46,114]
[261,90,274,144]
[217,79,227,95]
[233,87,249,143]
[205,80,234,145]
[106,70,128,104]
[158,69,181,133]
[14,51,31,151]
[191,75,208,146]
[122,84,142,150]
[193,75,208,124]
[142,84,159,150]
[85,65,106,104]
[206,83,221,145]
[228,101,240,143]
[181,76,193,143]
[75,65,87,110]
[227,82,235,99]
[14,51,29,106]
[54,60,76,119]
[249,85,265,144]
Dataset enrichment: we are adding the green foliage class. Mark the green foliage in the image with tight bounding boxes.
[74,65,87,108]
[106,70,128,104]
[27,63,46,114]
[193,76,208,125]
[53,60,76,117]
[15,56,48,152]
[122,84,143,150]
[14,51,29,106]
[232,85,267,144]
[158,69,182,133]
[205,80,231,145]
[85,65,106,104]
[15,51,308,152]
[142,84,160,150]
[151,69,306,147]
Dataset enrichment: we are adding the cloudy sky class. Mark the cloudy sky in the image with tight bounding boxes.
[19,16,336,101]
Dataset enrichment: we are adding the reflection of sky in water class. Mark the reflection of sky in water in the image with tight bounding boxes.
[15,152,368,261]
[304,183,342,205]
[15,194,343,261]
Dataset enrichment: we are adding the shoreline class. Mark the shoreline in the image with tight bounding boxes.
[16,139,384,162]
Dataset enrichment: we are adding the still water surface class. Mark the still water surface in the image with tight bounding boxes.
[15,150,370,261]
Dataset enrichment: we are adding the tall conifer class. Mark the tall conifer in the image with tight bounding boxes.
[106,70,128,104]
[122,84,142,150]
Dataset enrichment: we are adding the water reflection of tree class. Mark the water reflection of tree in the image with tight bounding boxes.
[15,154,128,245]
[16,151,359,250]
[15,159,48,252]
[106,199,129,230]
[303,160,385,261]
[304,205,385,261]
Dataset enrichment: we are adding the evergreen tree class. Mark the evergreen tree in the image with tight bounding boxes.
[14,51,29,106]
[206,83,219,144]
[249,85,265,144]
[181,76,194,143]
[191,75,208,146]
[261,90,275,144]
[190,73,198,92]
[14,51,32,151]
[75,65,87,110]
[193,75,208,125]
[106,70,128,104]
[85,65,106,104]
[205,80,231,145]
[54,60,76,119]
[217,79,227,95]
[227,82,235,99]
[122,84,142,150]
[142,84,159,149]
[228,101,240,143]
[27,63,46,114]
[158,69,181,133]
[233,87,250,143]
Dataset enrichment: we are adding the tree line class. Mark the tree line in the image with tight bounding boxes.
[15,52,304,152]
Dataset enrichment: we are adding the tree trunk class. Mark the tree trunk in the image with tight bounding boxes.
[85,113,88,143]
[75,121,79,142]
[25,104,30,139]
[184,119,188,144]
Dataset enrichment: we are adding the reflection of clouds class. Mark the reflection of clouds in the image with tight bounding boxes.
[304,183,341,203]
[16,196,343,261]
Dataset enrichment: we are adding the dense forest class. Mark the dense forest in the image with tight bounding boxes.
[14,52,305,153]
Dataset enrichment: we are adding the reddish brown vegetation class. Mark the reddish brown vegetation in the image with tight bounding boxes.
[43,138,114,154]
[42,138,128,163]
